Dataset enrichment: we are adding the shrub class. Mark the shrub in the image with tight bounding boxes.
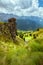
[37,28,39,31]
[33,34,36,39]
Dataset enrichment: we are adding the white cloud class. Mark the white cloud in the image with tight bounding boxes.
[0,0,43,17]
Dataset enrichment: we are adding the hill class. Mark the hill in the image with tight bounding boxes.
[0,28,43,65]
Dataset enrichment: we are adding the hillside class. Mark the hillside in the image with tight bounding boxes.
[0,28,43,65]
[0,21,43,65]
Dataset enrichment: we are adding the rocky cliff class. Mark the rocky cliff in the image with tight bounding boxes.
[0,18,17,43]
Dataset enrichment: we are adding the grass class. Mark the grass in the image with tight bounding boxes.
[0,41,43,65]
[0,28,43,65]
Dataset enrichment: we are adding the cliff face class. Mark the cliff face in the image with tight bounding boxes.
[0,18,17,43]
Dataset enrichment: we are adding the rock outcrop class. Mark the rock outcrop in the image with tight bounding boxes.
[0,18,17,43]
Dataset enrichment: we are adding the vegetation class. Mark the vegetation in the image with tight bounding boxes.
[0,21,43,65]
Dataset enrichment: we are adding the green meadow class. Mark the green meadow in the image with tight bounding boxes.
[0,28,43,65]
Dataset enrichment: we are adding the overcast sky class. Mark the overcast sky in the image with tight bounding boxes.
[0,0,43,17]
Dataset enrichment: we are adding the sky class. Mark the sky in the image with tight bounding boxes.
[0,0,43,17]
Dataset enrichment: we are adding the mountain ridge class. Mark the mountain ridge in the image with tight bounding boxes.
[0,13,43,30]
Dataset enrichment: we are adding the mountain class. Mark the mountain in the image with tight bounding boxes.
[0,13,43,30]
[0,13,19,22]
[16,18,43,30]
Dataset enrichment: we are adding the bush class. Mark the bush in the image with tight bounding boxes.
[37,28,39,31]
[33,34,36,39]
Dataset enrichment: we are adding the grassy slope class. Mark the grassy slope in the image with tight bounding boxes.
[0,24,43,65]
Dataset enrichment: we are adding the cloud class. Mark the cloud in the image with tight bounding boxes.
[0,0,32,9]
[0,0,43,17]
